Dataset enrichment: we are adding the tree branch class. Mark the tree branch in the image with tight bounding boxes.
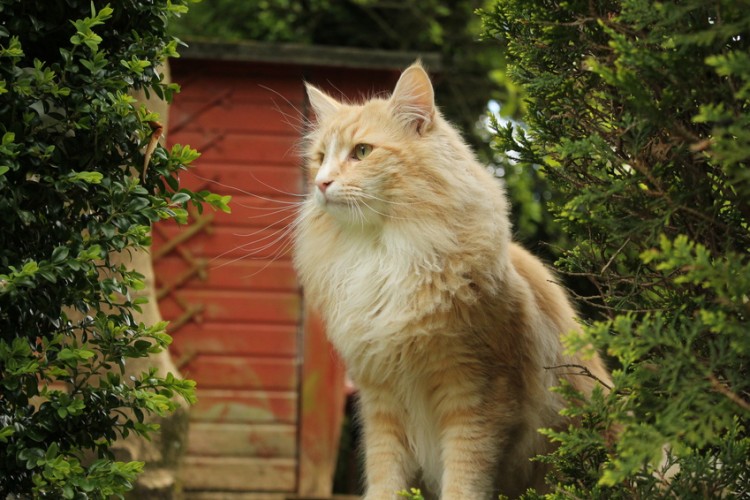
[545,363,613,391]
[708,373,750,412]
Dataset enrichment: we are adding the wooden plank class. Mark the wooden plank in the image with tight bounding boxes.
[304,66,407,105]
[178,493,361,500]
[190,389,297,424]
[292,497,361,500]
[187,422,296,458]
[157,257,298,292]
[180,456,296,492]
[153,225,294,261]
[185,493,285,500]
[212,195,304,229]
[169,131,300,166]
[171,322,298,357]
[182,355,298,391]
[297,309,347,498]
[184,102,303,136]
[159,290,300,324]
[171,67,304,105]
[177,40,441,72]
[226,75,306,104]
[157,194,303,229]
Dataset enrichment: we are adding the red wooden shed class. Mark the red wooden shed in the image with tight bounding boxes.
[151,41,439,498]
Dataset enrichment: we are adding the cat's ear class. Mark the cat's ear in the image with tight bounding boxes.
[305,83,340,122]
[390,62,435,135]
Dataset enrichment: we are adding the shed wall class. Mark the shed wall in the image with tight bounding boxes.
[156,61,304,494]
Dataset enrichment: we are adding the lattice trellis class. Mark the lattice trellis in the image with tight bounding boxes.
[153,210,213,334]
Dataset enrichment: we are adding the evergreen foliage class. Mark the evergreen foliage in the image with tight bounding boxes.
[482,0,749,496]
[0,1,227,496]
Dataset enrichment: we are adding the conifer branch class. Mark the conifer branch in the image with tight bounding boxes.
[708,373,750,412]
[545,364,613,391]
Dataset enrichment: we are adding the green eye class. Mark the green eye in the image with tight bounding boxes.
[353,143,373,160]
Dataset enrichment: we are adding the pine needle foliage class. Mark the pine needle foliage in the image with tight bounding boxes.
[0,0,226,497]
[482,0,749,497]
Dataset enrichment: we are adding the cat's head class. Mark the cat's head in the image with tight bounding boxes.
[303,62,459,228]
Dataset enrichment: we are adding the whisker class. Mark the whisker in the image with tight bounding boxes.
[246,169,308,198]
[258,84,308,124]
[209,249,270,272]
[323,79,350,105]
[356,197,410,221]
[209,238,266,265]
[236,232,300,279]
[256,84,315,161]
[259,86,310,133]
[188,172,307,206]
[356,190,424,207]
[269,234,297,262]
[238,224,298,259]
[358,202,367,229]
[240,222,298,252]
[227,194,305,214]
[231,209,300,237]
[238,250,294,281]
[272,105,308,136]
[214,254,284,282]
[353,198,366,229]
[209,222,297,270]
[239,204,301,219]
[208,219,296,265]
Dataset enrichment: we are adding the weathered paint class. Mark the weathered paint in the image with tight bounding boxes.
[298,308,347,496]
[181,456,296,491]
[191,390,297,424]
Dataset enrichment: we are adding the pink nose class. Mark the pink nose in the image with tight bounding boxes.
[317,179,333,193]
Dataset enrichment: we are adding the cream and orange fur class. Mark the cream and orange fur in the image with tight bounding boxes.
[293,63,611,499]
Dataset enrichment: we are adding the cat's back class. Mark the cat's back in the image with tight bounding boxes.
[508,243,611,395]
[508,243,578,336]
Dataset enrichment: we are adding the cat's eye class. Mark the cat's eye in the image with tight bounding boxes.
[352,143,373,161]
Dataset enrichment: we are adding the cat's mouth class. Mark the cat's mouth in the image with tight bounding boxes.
[315,192,347,209]
[323,199,353,211]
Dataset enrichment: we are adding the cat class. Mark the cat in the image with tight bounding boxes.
[292,62,611,499]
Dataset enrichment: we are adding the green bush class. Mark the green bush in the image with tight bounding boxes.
[482,0,749,497]
[0,1,228,496]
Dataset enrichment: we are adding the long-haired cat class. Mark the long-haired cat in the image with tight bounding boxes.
[293,62,611,499]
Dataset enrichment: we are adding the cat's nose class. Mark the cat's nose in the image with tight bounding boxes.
[316,179,333,194]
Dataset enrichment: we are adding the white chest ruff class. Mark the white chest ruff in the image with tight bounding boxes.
[320,243,447,488]
[318,231,442,351]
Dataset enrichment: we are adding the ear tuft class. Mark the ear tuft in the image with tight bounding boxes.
[390,62,435,135]
[305,83,340,123]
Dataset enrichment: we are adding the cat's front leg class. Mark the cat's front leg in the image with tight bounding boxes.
[438,414,501,500]
[359,389,417,500]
